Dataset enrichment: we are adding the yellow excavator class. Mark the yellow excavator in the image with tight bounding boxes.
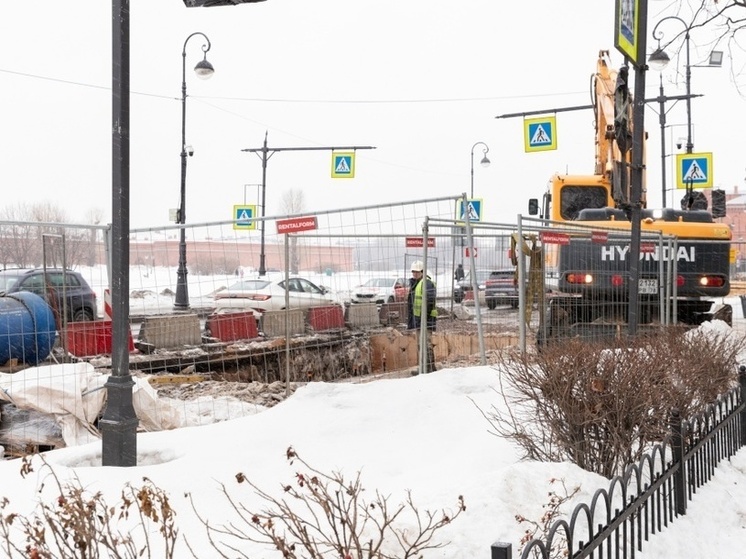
[522,50,732,340]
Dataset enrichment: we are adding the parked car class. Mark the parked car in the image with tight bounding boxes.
[453,269,493,303]
[213,276,336,316]
[484,269,520,309]
[351,277,408,305]
[0,268,98,322]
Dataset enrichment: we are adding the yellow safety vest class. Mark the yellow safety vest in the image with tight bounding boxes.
[413,279,438,318]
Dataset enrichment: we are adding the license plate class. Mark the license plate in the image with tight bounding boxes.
[638,278,657,295]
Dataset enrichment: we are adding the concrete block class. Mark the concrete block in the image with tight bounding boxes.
[138,314,201,349]
[261,309,305,338]
[346,303,380,328]
[379,302,407,325]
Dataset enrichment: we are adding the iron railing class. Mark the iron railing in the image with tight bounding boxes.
[492,365,746,559]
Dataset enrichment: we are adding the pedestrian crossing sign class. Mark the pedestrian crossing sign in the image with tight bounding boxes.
[676,152,713,189]
[456,199,482,223]
[233,205,257,230]
[524,116,557,152]
[331,152,355,178]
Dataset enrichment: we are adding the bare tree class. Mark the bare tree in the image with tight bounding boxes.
[0,202,99,269]
[280,189,306,274]
[658,1,746,92]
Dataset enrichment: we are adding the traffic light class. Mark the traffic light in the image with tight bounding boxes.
[711,189,726,218]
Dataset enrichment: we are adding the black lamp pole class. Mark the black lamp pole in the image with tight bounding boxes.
[174,32,214,310]
[469,141,490,200]
[650,17,694,155]
[101,0,138,467]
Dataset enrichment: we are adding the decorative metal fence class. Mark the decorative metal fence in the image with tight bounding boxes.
[490,366,746,559]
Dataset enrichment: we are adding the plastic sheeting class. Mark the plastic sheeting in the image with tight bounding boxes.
[0,363,181,448]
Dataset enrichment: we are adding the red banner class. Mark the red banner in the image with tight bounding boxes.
[405,237,435,248]
[539,231,570,245]
[276,216,318,234]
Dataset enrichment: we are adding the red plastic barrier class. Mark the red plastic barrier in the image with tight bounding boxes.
[65,320,134,357]
[206,311,259,342]
[307,305,345,331]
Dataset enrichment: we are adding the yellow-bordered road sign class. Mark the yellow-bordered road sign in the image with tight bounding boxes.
[524,116,557,152]
[676,152,713,189]
[331,152,355,178]
[456,199,482,223]
[233,205,257,230]
[614,0,647,65]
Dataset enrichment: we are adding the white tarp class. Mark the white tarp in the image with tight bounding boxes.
[0,363,181,447]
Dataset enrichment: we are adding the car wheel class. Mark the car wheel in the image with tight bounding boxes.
[454,293,463,303]
[73,308,95,322]
[387,296,395,304]
[487,300,497,310]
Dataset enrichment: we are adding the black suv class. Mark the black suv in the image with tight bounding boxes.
[0,268,97,322]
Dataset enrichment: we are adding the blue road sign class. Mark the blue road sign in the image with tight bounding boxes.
[457,199,482,222]
[233,205,257,230]
[676,152,713,189]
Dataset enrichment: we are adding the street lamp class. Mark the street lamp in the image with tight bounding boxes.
[649,17,723,208]
[649,17,694,156]
[174,32,215,311]
[470,141,490,199]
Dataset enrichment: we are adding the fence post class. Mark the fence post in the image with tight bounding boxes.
[491,542,512,559]
[669,408,686,516]
[738,365,746,447]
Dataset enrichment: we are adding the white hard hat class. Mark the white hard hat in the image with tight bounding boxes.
[411,260,424,272]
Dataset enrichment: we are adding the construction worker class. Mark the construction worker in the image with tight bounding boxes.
[407,260,437,373]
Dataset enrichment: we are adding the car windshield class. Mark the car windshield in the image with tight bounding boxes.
[0,274,21,293]
[363,278,395,288]
[464,271,492,283]
[227,279,271,291]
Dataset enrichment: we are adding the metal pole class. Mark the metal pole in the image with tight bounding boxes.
[684,32,693,154]
[175,32,211,310]
[259,131,268,277]
[101,0,138,467]
[469,141,489,200]
[658,74,668,208]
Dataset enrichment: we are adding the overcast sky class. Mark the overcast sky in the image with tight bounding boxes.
[1,0,743,229]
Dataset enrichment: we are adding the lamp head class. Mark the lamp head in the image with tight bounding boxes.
[708,50,724,67]
[480,155,491,168]
[194,57,215,79]
[648,47,670,72]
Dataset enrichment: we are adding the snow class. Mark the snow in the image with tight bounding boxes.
[0,266,744,556]
[0,363,743,557]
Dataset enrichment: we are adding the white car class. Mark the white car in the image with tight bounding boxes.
[351,277,408,305]
[214,277,336,315]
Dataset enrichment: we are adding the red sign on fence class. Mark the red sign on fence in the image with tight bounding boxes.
[276,216,318,234]
[591,231,608,244]
[539,231,570,245]
[405,237,435,248]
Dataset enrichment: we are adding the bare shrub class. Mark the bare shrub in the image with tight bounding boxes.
[484,328,744,477]
[516,478,580,559]
[0,456,177,558]
[186,446,465,558]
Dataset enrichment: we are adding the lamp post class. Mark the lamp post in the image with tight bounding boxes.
[649,17,694,156]
[470,141,490,199]
[649,18,723,208]
[174,32,215,311]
